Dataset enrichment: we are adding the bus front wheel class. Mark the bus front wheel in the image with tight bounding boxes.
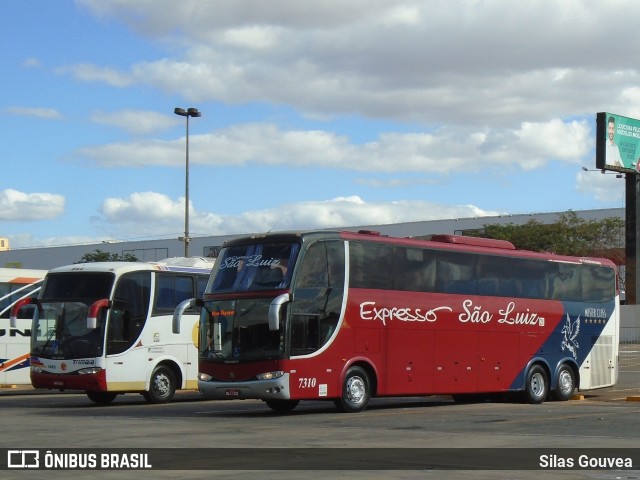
[86,391,118,405]
[265,399,299,413]
[143,365,176,404]
[334,366,371,413]
[523,365,548,404]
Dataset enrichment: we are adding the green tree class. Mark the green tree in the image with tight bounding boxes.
[468,211,624,259]
[77,249,138,263]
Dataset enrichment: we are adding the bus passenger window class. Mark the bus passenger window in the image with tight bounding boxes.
[297,246,327,288]
[581,264,615,303]
[107,272,151,354]
[291,241,345,354]
[551,264,582,302]
[435,252,477,295]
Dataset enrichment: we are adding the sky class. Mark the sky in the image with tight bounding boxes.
[2,0,638,249]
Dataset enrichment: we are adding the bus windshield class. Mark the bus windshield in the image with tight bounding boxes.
[200,298,283,362]
[208,242,300,293]
[201,238,346,363]
[32,272,115,358]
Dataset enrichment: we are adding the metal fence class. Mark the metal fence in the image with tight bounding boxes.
[620,305,640,343]
[615,343,640,393]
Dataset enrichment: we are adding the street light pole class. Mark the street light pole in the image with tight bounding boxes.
[174,107,201,257]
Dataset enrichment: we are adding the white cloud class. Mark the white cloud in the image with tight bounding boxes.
[101,192,184,224]
[512,119,591,170]
[76,119,591,174]
[22,57,42,68]
[55,64,133,88]
[0,189,65,221]
[575,170,625,203]
[90,110,180,135]
[6,233,107,248]
[5,106,62,120]
[8,0,636,249]
[74,1,640,125]
[97,191,500,239]
[220,26,281,50]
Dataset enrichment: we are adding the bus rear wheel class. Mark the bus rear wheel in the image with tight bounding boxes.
[523,365,548,404]
[552,364,576,401]
[143,366,176,404]
[86,391,118,405]
[265,399,299,413]
[334,366,371,413]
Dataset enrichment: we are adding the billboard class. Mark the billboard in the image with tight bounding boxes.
[596,112,640,172]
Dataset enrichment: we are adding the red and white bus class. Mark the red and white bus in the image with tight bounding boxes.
[0,268,47,386]
[173,231,619,412]
[11,258,212,403]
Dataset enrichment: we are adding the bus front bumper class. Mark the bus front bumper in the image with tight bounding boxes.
[31,369,107,392]
[198,372,291,401]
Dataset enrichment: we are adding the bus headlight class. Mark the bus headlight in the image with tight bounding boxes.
[198,373,212,382]
[78,367,102,375]
[256,371,284,381]
[31,366,42,373]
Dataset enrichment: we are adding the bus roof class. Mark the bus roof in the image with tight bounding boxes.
[0,267,47,283]
[221,230,617,269]
[47,257,214,276]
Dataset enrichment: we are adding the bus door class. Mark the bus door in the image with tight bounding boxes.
[288,241,345,398]
[105,272,151,389]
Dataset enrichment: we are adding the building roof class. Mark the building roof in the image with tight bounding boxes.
[0,208,624,270]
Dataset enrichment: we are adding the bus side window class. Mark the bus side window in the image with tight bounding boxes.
[291,241,345,354]
[296,244,328,288]
[197,276,208,297]
[107,272,151,354]
[155,275,195,311]
[581,264,615,303]
[551,264,582,301]
[436,251,477,295]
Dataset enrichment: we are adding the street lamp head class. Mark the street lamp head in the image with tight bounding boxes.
[174,107,201,118]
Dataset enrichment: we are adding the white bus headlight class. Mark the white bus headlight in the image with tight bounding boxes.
[256,371,284,381]
[78,367,102,375]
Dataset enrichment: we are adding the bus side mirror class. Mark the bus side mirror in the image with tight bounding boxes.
[268,293,290,331]
[173,298,196,334]
[87,298,110,329]
[9,297,36,328]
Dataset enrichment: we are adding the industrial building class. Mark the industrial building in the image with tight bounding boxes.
[0,207,624,271]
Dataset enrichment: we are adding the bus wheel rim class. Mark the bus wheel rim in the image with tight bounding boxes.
[531,372,545,397]
[346,376,365,404]
[154,373,170,396]
[558,369,573,395]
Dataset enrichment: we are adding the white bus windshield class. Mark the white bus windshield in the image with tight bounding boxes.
[32,272,115,357]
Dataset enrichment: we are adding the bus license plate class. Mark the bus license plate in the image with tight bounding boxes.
[225,389,240,397]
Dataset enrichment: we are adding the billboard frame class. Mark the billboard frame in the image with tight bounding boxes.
[596,112,640,173]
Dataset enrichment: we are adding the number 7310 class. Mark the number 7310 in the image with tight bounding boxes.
[298,377,317,389]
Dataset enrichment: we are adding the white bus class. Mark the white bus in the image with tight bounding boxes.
[10,258,212,403]
[0,268,47,386]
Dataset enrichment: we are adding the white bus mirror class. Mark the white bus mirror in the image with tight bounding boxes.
[268,293,290,331]
[173,298,196,334]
